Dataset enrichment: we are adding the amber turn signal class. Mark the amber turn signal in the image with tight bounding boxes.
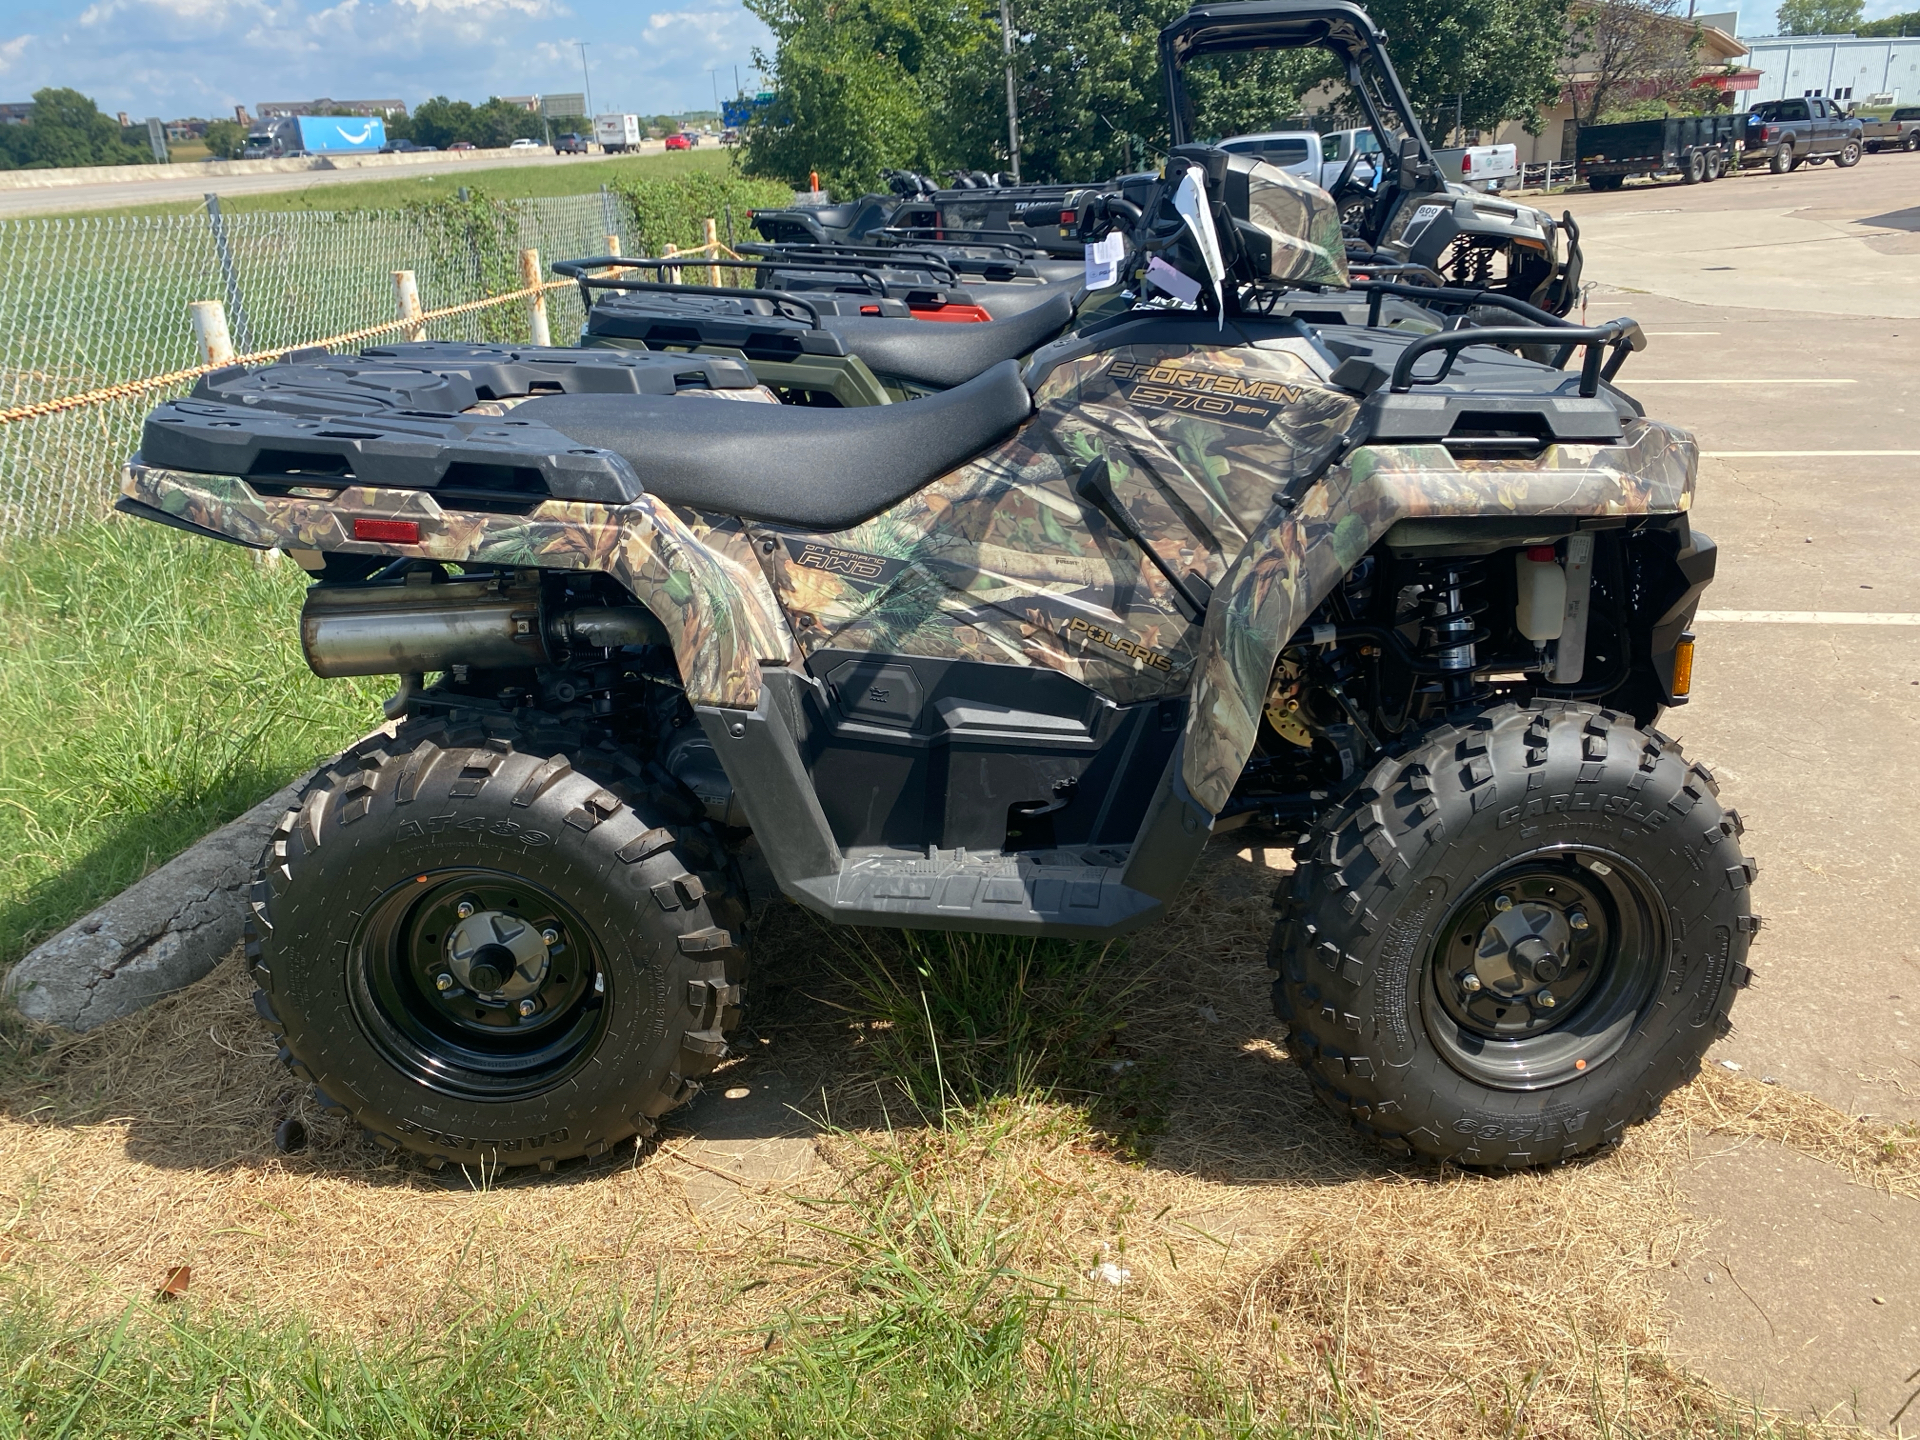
[1671,632,1696,698]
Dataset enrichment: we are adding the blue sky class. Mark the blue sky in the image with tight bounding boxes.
[0,0,1913,121]
[0,0,773,120]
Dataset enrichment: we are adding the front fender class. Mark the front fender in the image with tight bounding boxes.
[1180,420,1697,813]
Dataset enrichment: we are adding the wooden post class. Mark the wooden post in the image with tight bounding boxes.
[188,300,235,366]
[663,242,680,284]
[391,270,424,341]
[704,217,720,286]
[519,248,551,347]
[603,234,625,281]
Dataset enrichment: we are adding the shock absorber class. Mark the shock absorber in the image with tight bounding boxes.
[1420,561,1488,705]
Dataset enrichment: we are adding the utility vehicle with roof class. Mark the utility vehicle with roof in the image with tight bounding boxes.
[120,0,1754,1175]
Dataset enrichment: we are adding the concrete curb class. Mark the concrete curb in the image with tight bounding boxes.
[2,780,308,1031]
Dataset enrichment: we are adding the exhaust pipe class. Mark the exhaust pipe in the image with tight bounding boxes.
[300,572,666,678]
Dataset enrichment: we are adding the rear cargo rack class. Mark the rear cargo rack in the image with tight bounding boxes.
[1389,318,1645,396]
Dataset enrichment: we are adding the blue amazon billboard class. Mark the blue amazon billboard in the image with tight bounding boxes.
[296,115,387,153]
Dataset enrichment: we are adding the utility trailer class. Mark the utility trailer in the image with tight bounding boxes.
[1576,114,1742,190]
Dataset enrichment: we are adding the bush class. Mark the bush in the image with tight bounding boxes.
[613,169,795,256]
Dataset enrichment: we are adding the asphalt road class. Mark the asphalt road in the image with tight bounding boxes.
[0,143,678,218]
[1556,154,1920,1431]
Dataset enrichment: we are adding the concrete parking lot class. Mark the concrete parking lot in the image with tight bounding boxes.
[1555,157,1920,1430]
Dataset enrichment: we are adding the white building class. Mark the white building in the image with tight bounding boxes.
[1741,33,1920,106]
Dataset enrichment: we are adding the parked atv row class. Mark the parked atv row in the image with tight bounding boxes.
[118,0,1753,1181]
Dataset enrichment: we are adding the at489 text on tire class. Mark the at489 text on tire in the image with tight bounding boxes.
[1271,702,1758,1169]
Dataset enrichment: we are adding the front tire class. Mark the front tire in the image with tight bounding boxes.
[1836,139,1862,168]
[1271,703,1757,1169]
[247,718,748,1169]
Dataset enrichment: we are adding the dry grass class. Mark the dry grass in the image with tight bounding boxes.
[0,841,1874,1436]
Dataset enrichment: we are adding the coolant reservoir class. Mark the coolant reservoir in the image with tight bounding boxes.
[1515,545,1566,642]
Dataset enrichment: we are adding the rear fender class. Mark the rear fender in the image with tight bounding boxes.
[119,463,794,708]
[1181,421,1697,812]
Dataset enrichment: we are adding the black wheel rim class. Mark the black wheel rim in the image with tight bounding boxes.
[348,868,610,1101]
[1421,848,1665,1091]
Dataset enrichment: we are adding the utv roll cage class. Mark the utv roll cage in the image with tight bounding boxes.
[1161,0,1443,193]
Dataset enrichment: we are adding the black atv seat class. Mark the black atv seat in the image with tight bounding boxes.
[513,358,1032,530]
[819,289,1074,390]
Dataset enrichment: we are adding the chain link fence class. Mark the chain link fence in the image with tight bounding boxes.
[0,191,624,540]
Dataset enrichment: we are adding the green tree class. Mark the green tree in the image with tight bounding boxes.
[409,96,477,149]
[744,0,1573,194]
[0,88,153,170]
[1857,7,1918,34]
[1776,0,1862,33]
[202,119,247,160]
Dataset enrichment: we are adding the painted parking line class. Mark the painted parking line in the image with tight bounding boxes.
[1643,331,1722,336]
[1628,378,1857,385]
[1701,450,1920,457]
[1693,611,1920,625]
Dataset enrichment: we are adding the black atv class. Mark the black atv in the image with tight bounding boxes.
[118,0,1752,1176]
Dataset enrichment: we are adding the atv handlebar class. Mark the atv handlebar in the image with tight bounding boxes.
[1388,318,1647,397]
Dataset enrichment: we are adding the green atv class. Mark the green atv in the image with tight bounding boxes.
[120,0,1754,1173]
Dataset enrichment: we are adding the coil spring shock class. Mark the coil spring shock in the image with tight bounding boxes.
[1418,559,1490,705]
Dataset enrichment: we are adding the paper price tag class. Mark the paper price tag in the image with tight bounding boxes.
[1084,231,1127,290]
[1144,255,1201,305]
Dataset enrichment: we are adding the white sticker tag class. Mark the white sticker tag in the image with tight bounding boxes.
[1084,231,1126,289]
[1144,255,1201,305]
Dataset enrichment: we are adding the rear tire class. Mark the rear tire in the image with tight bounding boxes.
[1588,174,1625,192]
[1270,702,1757,1169]
[1772,144,1795,173]
[1683,150,1707,184]
[1905,132,1919,153]
[247,717,748,1169]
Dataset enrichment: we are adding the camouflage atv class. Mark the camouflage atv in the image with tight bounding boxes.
[120,0,1753,1173]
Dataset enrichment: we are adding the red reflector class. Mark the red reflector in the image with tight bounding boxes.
[860,304,881,315]
[910,303,993,323]
[1526,544,1558,561]
[354,518,420,544]
[1060,209,1076,223]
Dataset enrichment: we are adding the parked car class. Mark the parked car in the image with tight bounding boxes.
[448,141,475,152]
[554,132,591,155]
[1576,115,1741,189]
[664,132,692,150]
[720,127,740,145]
[1739,97,1863,172]
[509,137,541,151]
[1318,127,1382,189]
[1859,106,1920,153]
[1218,130,1322,182]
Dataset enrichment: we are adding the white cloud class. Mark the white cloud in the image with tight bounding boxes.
[0,35,31,74]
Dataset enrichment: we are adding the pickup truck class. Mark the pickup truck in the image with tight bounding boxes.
[1740,97,1863,172]
[1577,114,1740,188]
[1860,106,1920,153]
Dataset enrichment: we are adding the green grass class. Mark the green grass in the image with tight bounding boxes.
[67,148,745,219]
[0,520,383,965]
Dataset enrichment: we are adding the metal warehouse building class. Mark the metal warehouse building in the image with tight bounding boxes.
[1742,32,1920,106]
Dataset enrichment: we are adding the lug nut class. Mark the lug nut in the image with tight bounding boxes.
[1494,895,1513,912]
[1461,972,1484,993]
[518,998,538,1017]
[455,900,475,919]
[434,972,454,992]
[542,928,560,946]
[1569,911,1590,931]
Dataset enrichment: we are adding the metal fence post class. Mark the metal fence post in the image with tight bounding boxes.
[188,300,235,365]
[203,194,255,355]
[520,249,551,347]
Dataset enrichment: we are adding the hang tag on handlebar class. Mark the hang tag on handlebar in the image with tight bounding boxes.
[1144,256,1201,305]
[1085,232,1126,290]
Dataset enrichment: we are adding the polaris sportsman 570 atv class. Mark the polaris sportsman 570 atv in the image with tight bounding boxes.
[119,0,1753,1173]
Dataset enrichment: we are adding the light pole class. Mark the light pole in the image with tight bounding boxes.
[999,0,1021,184]
[578,42,594,120]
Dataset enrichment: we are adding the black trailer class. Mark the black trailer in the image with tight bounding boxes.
[1576,114,1742,190]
